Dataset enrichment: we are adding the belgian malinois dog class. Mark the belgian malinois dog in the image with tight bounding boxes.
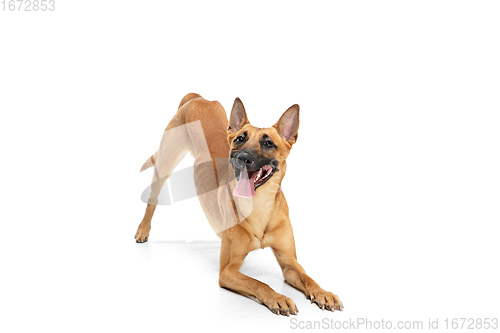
[136,93,343,316]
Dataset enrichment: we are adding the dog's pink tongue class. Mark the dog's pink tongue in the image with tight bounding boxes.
[233,170,257,198]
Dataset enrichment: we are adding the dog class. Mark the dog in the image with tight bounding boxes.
[135,93,343,316]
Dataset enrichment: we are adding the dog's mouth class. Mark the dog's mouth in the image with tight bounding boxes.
[233,164,276,198]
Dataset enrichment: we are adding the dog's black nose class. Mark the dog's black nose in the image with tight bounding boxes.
[236,153,254,169]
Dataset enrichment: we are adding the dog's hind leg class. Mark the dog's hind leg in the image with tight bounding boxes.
[135,119,192,243]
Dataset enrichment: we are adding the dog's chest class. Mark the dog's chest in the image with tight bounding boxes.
[244,192,278,242]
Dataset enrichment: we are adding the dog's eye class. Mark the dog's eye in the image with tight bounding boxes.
[264,140,274,147]
[235,136,245,143]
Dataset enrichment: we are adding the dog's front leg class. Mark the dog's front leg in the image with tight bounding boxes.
[277,255,343,312]
[270,229,344,312]
[219,227,298,316]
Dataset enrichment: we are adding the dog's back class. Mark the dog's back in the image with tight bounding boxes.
[137,94,232,240]
[141,93,229,172]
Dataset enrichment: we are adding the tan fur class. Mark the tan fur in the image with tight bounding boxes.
[136,93,343,316]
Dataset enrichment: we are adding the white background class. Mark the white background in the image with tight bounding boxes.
[1,1,499,332]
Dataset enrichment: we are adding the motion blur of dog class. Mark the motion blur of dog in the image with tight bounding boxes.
[136,93,343,316]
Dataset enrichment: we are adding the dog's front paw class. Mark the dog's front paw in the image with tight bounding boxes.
[263,294,299,316]
[307,289,343,312]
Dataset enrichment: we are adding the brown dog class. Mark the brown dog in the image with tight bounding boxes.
[136,93,343,316]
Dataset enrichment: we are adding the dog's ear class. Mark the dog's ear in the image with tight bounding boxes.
[228,97,249,133]
[273,104,299,145]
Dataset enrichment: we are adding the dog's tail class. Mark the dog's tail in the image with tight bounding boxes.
[140,151,158,172]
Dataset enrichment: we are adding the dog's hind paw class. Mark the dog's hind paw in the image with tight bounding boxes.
[135,229,150,243]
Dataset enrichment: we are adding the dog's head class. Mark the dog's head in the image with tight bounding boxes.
[227,98,299,198]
